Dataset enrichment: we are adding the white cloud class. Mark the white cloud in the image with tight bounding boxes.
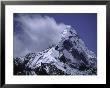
[14,14,67,57]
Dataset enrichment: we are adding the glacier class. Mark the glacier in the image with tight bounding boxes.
[14,25,97,75]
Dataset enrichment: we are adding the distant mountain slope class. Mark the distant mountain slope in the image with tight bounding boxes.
[14,25,97,75]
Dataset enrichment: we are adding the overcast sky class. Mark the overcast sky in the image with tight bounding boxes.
[14,13,97,57]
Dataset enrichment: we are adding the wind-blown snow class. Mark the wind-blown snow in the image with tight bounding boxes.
[14,14,66,57]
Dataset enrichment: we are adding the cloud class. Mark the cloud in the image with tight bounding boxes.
[14,14,67,57]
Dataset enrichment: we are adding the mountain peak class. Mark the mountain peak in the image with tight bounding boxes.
[14,25,97,75]
[61,25,77,40]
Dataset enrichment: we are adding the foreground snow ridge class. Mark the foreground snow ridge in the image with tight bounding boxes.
[14,25,97,75]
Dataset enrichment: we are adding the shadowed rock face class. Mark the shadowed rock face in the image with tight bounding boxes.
[14,26,97,75]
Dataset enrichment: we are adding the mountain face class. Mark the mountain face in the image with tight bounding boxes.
[14,25,97,75]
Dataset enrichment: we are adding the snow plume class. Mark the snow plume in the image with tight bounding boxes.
[14,14,67,57]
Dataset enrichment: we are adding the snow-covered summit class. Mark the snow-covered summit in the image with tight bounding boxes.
[61,25,77,38]
[14,26,97,75]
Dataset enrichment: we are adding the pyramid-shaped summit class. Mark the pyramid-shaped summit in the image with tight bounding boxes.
[14,25,97,75]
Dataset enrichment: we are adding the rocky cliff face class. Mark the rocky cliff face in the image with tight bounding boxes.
[14,25,97,75]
